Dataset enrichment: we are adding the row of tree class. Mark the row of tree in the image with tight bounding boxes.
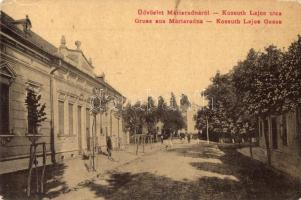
[122,93,191,138]
[195,35,301,147]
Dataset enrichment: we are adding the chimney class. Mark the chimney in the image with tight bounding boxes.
[60,35,66,48]
[96,72,105,81]
[25,15,32,31]
[75,40,81,50]
[88,58,93,65]
[13,14,32,33]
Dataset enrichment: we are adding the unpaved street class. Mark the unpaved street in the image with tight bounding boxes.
[53,143,300,200]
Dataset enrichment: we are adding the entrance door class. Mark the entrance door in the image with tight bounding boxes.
[297,105,301,137]
[77,106,82,154]
[86,108,90,151]
[0,83,9,134]
[271,117,278,149]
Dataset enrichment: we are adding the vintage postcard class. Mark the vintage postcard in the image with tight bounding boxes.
[0,0,301,199]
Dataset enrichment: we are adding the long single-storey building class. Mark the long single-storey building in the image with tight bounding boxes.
[257,106,301,180]
[0,11,127,174]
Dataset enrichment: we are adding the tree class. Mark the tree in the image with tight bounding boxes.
[169,92,179,110]
[122,94,194,140]
[25,89,47,137]
[233,46,284,117]
[280,35,301,154]
[144,96,157,134]
[195,35,301,163]
[157,96,168,122]
[122,103,137,135]
[195,107,214,139]
[232,46,284,164]
[280,35,301,110]
[163,108,185,136]
[180,93,191,112]
[165,93,185,135]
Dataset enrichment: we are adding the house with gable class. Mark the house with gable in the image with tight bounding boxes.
[0,11,127,174]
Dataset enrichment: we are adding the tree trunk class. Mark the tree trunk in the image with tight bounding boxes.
[249,136,253,159]
[263,117,271,166]
[296,105,301,156]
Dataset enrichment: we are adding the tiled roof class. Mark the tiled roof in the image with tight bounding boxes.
[0,11,58,55]
[0,11,125,98]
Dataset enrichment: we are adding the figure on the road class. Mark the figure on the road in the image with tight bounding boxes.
[106,136,113,160]
[197,130,202,144]
[187,133,191,143]
[169,132,173,148]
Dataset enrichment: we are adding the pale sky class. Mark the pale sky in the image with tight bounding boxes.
[2,0,301,105]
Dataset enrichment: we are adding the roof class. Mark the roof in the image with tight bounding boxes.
[0,11,58,55]
[0,11,125,98]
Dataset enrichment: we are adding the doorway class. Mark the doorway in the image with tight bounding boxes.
[77,106,82,154]
[271,117,278,149]
[86,108,90,151]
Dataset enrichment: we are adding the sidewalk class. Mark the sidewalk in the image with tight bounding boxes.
[237,146,267,163]
[0,143,163,200]
[237,146,301,183]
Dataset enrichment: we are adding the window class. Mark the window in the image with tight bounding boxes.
[264,118,269,137]
[69,103,74,135]
[86,108,90,151]
[0,83,9,134]
[259,121,262,137]
[297,105,301,145]
[0,62,16,135]
[100,114,103,135]
[282,114,288,146]
[271,117,278,149]
[58,101,64,135]
[27,88,35,134]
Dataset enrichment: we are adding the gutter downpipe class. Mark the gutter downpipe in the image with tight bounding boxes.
[50,60,60,164]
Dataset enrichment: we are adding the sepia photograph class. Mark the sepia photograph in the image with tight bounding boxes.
[0,0,301,199]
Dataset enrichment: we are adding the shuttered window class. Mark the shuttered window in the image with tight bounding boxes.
[0,83,9,134]
[69,103,73,135]
[297,105,301,144]
[58,101,64,135]
[282,114,288,146]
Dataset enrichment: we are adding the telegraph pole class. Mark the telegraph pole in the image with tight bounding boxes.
[206,117,209,144]
[201,89,210,144]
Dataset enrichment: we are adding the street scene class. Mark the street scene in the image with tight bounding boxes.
[46,142,301,200]
[1,141,301,200]
[1,0,301,199]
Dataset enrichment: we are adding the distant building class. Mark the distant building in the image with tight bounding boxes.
[156,120,164,138]
[180,103,200,135]
[257,106,301,180]
[0,11,127,174]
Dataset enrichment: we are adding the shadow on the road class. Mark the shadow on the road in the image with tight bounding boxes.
[79,144,301,200]
[83,171,244,200]
[168,144,221,159]
[44,163,68,199]
[189,144,301,200]
[0,163,68,200]
[190,162,233,176]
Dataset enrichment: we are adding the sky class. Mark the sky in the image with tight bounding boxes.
[1,0,301,105]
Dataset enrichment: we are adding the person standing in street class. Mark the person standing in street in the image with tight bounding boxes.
[160,134,164,144]
[187,133,191,144]
[106,136,113,160]
[197,130,202,144]
[169,132,173,148]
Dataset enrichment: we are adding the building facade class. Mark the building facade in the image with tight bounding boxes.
[258,106,301,180]
[180,103,200,135]
[0,12,127,174]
